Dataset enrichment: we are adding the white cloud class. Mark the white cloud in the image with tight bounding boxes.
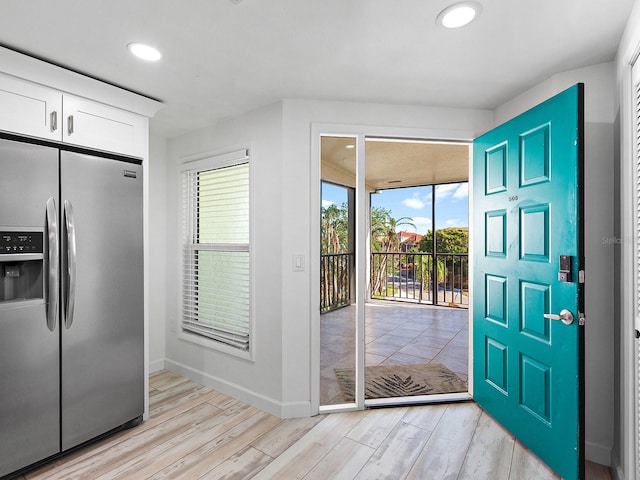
[435,182,468,202]
[322,200,335,208]
[412,216,432,233]
[445,218,461,227]
[453,183,468,200]
[402,194,425,209]
[435,183,459,200]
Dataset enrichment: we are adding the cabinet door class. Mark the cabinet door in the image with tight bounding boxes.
[62,95,146,158]
[0,73,62,141]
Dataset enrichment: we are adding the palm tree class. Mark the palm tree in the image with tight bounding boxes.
[321,203,348,254]
[370,208,416,296]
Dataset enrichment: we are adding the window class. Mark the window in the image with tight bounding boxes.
[181,149,251,355]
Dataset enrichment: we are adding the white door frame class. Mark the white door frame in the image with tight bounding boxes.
[628,53,640,480]
[311,123,476,414]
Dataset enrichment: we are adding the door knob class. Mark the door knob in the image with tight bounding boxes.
[543,309,574,325]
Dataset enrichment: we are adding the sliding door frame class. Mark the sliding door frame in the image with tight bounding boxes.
[311,123,476,415]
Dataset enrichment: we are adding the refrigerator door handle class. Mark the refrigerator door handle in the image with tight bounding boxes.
[45,197,59,332]
[63,200,77,329]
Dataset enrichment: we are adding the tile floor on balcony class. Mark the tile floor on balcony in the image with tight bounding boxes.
[320,300,469,406]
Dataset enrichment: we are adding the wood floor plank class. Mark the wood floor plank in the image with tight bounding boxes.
[250,411,367,480]
[400,403,448,432]
[405,402,482,479]
[99,402,261,480]
[149,380,208,414]
[34,402,224,480]
[150,370,190,392]
[250,415,325,458]
[17,371,616,480]
[457,411,515,479]
[346,406,408,448]
[302,437,375,480]
[198,446,273,480]
[509,440,560,480]
[354,421,430,480]
[586,461,612,480]
[147,411,282,480]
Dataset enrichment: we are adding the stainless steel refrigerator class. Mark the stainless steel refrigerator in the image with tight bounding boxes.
[0,137,144,478]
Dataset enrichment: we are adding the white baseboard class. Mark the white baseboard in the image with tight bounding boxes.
[149,358,166,374]
[610,448,628,480]
[586,440,612,468]
[164,359,312,419]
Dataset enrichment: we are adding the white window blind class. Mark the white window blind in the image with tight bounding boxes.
[182,149,250,352]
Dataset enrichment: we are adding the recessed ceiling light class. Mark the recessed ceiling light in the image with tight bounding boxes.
[127,43,162,62]
[437,2,482,29]
[345,144,355,149]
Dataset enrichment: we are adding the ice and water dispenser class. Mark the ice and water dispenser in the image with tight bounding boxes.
[0,229,44,304]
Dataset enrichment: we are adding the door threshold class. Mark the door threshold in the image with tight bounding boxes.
[365,392,472,408]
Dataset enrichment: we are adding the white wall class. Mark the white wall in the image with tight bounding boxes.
[148,135,168,373]
[614,0,640,478]
[280,100,494,412]
[160,98,493,417]
[163,102,286,416]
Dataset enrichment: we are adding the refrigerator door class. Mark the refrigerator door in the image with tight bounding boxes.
[60,151,143,451]
[0,139,60,476]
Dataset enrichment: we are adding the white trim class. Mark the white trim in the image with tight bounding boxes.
[179,148,249,172]
[619,54,638,480]
[149,358,166,374]
[355,133,366,409]
[630,57,640,480]
[165,359,310,418]
[0,46,162,118]
[178,147,254,361]
[467,142,475,397]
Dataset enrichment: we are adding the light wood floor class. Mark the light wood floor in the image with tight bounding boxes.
[20,370,611,480]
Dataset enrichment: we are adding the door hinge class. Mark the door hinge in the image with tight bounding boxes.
[578,312,585,326]
[578,270,585,284]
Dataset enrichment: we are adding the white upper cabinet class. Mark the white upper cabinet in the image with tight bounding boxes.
[0,73,62,141]
[0,65,157,158]
[62,95,146,158]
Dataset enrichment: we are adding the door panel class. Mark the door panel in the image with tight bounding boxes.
[60,151,143,450]
[473,85,584,480]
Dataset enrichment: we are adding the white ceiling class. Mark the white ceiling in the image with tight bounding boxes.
[0,0,633,139]
[321,137,470,190]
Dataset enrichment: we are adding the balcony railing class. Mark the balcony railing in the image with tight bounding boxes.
[370,252,468,307]
[320,253,353,313]
[321,251,468,312]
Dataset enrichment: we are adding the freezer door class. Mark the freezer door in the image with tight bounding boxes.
[0,138,59,227]
[0,139,60,476]
[0,305,60,477]
[60,151,143,451]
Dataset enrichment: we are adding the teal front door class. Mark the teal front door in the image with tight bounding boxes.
[473,84,584,480]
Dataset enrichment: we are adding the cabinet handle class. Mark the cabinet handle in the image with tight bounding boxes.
[67,115,74,135]
[50,111,58,132]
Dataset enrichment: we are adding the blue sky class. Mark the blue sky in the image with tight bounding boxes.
[322,182,468,234]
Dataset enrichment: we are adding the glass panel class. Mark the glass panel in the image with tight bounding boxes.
[320,136,356,406]
[364,138,470,401]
